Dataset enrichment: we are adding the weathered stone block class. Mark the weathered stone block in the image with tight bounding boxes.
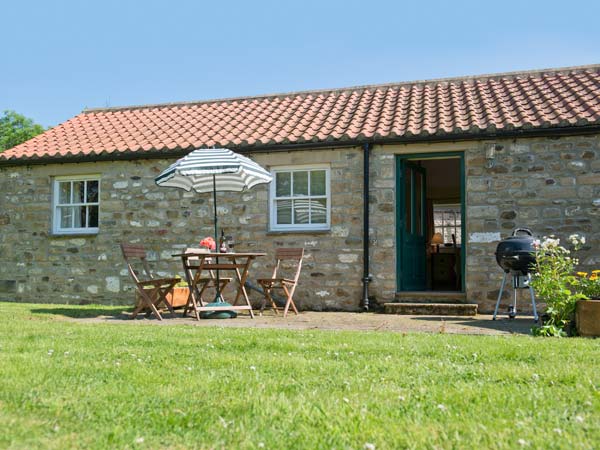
[0,280,17,293]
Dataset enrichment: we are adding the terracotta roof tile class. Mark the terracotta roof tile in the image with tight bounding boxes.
[3,64,600,162]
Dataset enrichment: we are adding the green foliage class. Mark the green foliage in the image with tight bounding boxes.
[174,275,189,287]
[530,235,586,337]
[576,270,600,300]
[0,302,599,449]
[0,110,45,151]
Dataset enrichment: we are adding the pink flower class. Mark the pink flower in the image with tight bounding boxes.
[200,237,216,251]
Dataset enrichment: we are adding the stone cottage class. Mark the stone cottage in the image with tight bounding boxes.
[1,64,598,314]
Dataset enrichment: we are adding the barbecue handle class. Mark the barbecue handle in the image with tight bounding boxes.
[511,227,533,237]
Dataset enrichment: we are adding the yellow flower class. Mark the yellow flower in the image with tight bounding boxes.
[591,274,598,281]
[577,272,588,277]
[592,270,600,274]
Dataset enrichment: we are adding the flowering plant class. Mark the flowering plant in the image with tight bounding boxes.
[530,234,587,337]
[576,270,600,300]
[199,237,216,251]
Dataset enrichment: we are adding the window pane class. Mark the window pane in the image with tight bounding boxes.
[276,200,292,224]
[73,181,85,203]
[73,206,83,227]
[293,199,310,224]
[433,204,461,245]
[310,198,327,224]
[87,180,99,203]
[58,182,71,204]
[59,207,73,228]
[310,170,326,195]
[293,171,308,196]
[88,206,99,227]
[275,172,291,197]
[455,229,462,244]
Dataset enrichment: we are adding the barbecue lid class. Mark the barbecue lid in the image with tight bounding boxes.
[496,228,535,253]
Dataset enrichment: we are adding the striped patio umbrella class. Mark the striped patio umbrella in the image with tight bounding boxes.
[155,148,273,307]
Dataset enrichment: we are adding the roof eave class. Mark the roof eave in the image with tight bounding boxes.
[1,124,599,167]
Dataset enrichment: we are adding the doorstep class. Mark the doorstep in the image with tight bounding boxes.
[384,302,477,316]
[395,291,467,304]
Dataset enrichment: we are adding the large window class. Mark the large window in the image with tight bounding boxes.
[269,165,330,231]
[52,175,100,234]
[433,203,461,244]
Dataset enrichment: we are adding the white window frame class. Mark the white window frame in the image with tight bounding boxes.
[269,164,331,231]
[52,175,100,235]
[433,203,461,244]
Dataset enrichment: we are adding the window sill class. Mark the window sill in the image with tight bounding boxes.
[267,229,330,235]
[50,231,99,237]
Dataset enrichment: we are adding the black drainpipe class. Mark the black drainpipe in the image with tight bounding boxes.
[362,142,373,311]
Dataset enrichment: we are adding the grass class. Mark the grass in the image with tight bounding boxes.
[0,303,598,449]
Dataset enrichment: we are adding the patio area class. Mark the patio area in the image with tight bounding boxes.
[69,310,535,335]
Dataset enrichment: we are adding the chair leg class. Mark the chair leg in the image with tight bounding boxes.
[143,288,164,320]
[262,285,279,315]
[282,285,298,317]
[157,286,176,317]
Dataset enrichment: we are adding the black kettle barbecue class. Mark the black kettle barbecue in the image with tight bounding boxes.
[495,227,536,275]
[493,228,539,322]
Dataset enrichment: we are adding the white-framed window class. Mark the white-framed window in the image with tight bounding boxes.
[52,175,100,235]
[269,165,330,231]
[433,203,461,244]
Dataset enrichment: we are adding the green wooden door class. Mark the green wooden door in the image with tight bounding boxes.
[398,161,427,291]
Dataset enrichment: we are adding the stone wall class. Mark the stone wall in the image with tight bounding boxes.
[0,147,366,310]
[0,135,598,313]
[463,135,600,312]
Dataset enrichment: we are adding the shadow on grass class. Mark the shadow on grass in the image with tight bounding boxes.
[30,306,131,319]
[411,316,534,335]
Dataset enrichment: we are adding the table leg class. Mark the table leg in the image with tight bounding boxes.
[233,256,255,318]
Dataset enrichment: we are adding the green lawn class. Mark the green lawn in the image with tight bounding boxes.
[0,303,598,449]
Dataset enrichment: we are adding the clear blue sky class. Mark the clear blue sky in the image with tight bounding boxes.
[2,0,599,128]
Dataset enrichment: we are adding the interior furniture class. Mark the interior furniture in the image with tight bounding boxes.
[120,243,178,320]
[175,251,265,320]
[431,251,457,290]
[257,248,304,317]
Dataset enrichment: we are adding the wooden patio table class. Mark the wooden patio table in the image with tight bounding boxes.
[173,252,266,320]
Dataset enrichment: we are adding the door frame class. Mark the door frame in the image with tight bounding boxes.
[395,152,466,292]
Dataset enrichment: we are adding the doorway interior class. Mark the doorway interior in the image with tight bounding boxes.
[396,153,464,292]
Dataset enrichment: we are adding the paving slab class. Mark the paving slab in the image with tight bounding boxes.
[71,311,535,336]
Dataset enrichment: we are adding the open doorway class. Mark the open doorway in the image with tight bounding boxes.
[396,153,464,292]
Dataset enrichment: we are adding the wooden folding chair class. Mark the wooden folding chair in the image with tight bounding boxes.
[120,243,179,320]
[257,248,304,317]
[181,248,232,319]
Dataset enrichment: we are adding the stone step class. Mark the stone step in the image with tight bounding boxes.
[395,291,467,304]
[384,302,478,316]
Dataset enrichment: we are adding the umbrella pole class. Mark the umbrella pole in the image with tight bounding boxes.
[212,174,223,302]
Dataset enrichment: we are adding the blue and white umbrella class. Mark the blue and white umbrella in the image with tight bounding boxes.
[155,148,272,193]
[155,148,272,309]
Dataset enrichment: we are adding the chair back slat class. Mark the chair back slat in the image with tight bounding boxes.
[121,243,147,259]
[275,247,304,261]
[120,243,153,281]
[273,247,304,281]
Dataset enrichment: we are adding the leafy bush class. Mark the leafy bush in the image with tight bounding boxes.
[530,234,586,337]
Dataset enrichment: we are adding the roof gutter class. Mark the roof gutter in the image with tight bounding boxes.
[1,124,600,167]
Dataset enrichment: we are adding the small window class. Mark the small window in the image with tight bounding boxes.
[433,204,461,244]
[52,175,100,235]
[269,165,330,231]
